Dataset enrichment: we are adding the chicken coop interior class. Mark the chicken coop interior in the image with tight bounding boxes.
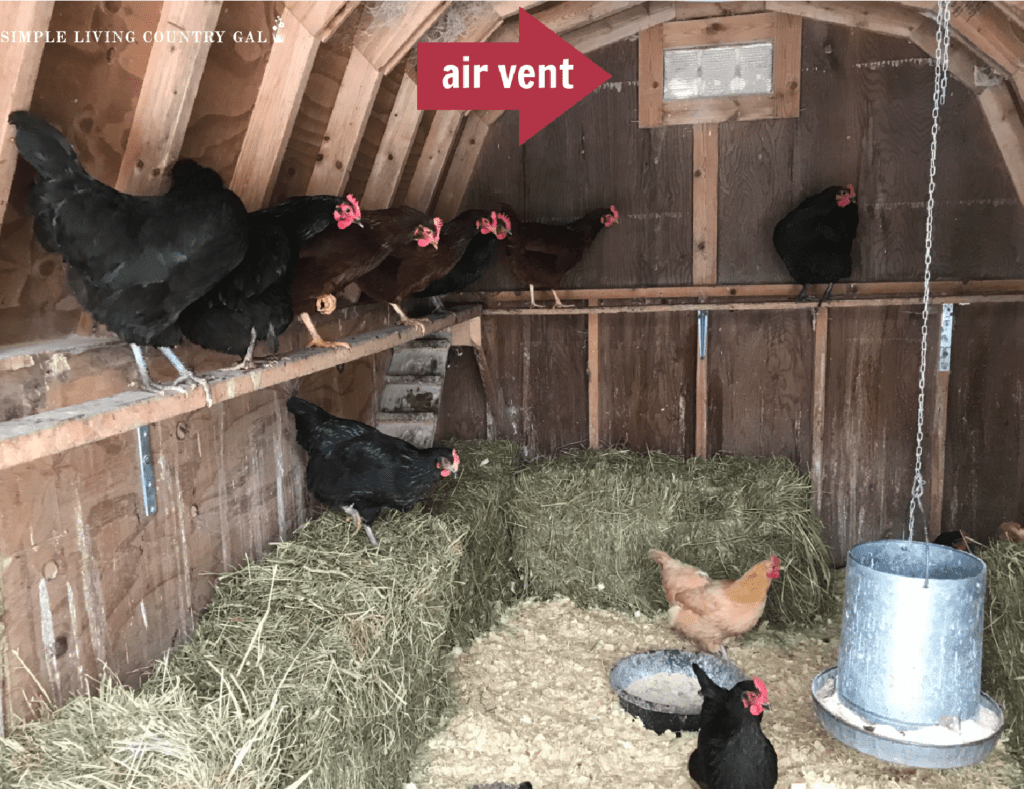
[1,1,1024,788]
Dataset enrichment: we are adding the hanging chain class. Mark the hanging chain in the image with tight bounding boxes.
[908,0,951,541]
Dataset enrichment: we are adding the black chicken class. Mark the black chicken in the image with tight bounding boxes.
[9,111,249,399]
[773,184,859,305]
[688,664,777,789]
[177,194,338,369]
[357,209,510,330]
[286,396,460,547]
[414,210,511,310]
[501,204,618,308]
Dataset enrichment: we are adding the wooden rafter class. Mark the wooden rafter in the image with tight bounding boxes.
[116,1,224,196]
[361,70,422,210]
[765,1,926,40]
[353,0,448,74]
[305,47,383,197]
[566,2,677,53]
[490,1,641,44]
[946,1,1024,77]
[908,17,986,92]
[230,6,319,210]
[284,1,353,40]
[404,111,465,213]
[489,1,547,17]
[0,0,55,222]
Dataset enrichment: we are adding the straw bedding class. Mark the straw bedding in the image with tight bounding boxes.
[4,441,1019,788]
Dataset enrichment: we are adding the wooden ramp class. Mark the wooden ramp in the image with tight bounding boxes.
[375,331,452,447]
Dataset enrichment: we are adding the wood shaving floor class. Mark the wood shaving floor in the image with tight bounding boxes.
[409,598,1022,789]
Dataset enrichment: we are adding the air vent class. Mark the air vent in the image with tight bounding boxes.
[663,41,774,101]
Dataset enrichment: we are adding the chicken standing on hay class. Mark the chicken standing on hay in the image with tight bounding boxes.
[689,663,778,789]
[649,550,781,658]
[8,111,250,401]
[287,396,459,547]
[500,204,619,307]
[289,195,442,348]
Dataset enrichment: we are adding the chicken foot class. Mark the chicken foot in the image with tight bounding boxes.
[527,284,569,309]
[342,505,378,547]
[299,311,351,350]
[160,347,214,407]
[131,344,213,407]
[816,281,836,307]
[225,328,284,372]
[388,302,428,334]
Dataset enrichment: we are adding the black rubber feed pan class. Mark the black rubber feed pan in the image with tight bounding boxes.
[609,650,748,735]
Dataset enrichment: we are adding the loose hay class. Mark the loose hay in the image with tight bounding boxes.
[981,541,1024,777]
[410,597,1024,789]
[509,451,836,627]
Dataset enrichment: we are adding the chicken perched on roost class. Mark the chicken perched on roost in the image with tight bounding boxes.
[289,195,441,348]
[286,396,459,547]
[500,203,618,307]
[357,209,511,331]
[414,210,510,308]
[9,111,250,401]
[773,184,859,306]
[688,663,778,789]
[649,550,781,658]
[177,193,339,369]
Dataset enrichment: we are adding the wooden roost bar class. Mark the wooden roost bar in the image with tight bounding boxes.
[0,0,1022,736]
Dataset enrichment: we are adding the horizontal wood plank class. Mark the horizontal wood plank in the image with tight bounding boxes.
[0,306,481,471]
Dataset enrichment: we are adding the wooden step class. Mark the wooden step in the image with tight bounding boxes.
[375,412,437,447]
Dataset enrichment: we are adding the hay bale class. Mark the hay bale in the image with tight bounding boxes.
[0,509,484,789]
[432,440,528,646]
[981,541,1024,773]
[508,450,835,626]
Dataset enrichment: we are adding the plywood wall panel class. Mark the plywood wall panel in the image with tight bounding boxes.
[598,312,696,455]
[706,310,814,467]
[817,306,940,564]
[942,303,1024,540]
[0,356,390,724]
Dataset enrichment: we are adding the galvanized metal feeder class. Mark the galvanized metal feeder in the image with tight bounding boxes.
[812,2,1004,768]
[812,540,1004,768]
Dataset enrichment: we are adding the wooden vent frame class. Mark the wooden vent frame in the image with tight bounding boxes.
[638,12,802,128]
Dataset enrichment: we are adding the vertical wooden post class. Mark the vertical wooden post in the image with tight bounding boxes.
[588,298,600,449]
[928,305,953,539]
[811,306,829,512]
[694,311,708,458]
[692,124,719,285]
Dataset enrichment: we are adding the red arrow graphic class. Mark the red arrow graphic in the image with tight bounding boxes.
[417,8,611,145]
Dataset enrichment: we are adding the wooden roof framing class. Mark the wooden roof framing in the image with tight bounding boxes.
[0,0,1022,344]
[0,1,54,219]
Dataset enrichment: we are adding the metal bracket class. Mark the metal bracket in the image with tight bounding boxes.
[698,310,708,360]
[938,303,954,372]
[136,425,157,516]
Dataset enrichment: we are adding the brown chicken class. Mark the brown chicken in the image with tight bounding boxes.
[501,204,618,307]
[290,195,441,348]
[356,209,510,332]
[649,550,782,657]
[1000,521,1024,543]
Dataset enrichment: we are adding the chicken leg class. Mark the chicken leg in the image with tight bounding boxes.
[342,505,378,547]
[388,302,428,334]
[131,344,213,407]
[299,311,351,350]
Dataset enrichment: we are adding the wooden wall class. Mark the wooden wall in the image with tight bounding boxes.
[438,25,1024,559]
